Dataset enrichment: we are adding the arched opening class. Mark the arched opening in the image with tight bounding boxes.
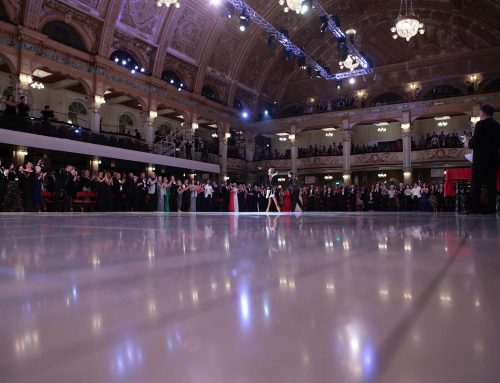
[0,2,13,23]
[411,114,469,151]
[41,21,87,52]
[161,70,186,91]
[233,98,244,112]
[352,121,402,154]
[201,85,219,103]
[369,92,405,106]
[67,101,88,127]
[110,50,145,74]
[100,88,144,138]
[423,85,462,100]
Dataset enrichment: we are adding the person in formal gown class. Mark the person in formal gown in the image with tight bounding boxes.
[282,188,291,212]
[229,183,239,213]
[157,176,165,212]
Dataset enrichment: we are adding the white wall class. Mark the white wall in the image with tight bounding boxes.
[352,122,401,146]
[412,115,470,140]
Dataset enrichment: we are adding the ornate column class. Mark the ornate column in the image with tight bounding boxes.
[290,125,298,175]
[218,122,229,183]
[401,111,412,184]
[341,118,352,185]
[89,95,105,134]
[145,110,157,148]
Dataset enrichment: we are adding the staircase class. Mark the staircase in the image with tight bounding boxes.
[153,128,191,156]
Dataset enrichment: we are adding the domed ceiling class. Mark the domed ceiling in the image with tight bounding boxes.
[3,0,500,110]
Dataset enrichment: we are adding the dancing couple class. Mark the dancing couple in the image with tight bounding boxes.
[261,167,303,213]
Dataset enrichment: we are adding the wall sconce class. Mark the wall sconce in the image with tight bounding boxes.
[31,81,44,90]
[342,173,350,179]
[401,123,411,131]
[324,175,333,180]
[289,134,296,142]
[403,170,412,178]
[149,110,158,119]
[225,132,231,139]
[378,173,387,178]
[470,116,480,125]
[95,95,106,107]
[277,177,286,182]
[211,132,218,138]
[19,73,33,88]
[223,176,230,181]
[191,122,199,130]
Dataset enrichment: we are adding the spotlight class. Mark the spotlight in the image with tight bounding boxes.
[320,15,328,33]
[210,0,221,5]
[349,77,355,84]
[336,79,342,89]
[301,0,312,14]
[242,111,249,119]
[284,49,293,62]
[134,65,139,70]
[264,110,269,116]
[240,23,246,32]
[131,69,136,74]
[170,79,175,84]
[140,68,145,73]
[298,55,307,70]
[239,11,249,32]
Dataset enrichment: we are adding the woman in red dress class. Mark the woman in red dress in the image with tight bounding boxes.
[282,189,292,212]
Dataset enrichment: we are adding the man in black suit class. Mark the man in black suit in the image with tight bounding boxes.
[286,171,303,212]
[466,104,500,214]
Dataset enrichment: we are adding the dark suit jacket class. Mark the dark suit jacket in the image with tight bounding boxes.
[468,117,500,166]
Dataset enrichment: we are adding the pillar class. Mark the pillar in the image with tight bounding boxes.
[342,118,352,185]
[401,111,412,184]
[245,132,256,183]
[145,110,156,148]
[290,125,298,175]
[218,122,229,183]
[89,95,104,134]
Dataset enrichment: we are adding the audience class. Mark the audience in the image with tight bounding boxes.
[1,158,454,213]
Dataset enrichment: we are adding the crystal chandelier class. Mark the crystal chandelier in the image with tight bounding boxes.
[30,81,44,90]
[391,0,424,41]
[339,54,360,71]
[156,0,180,8]
[278,0,304,14]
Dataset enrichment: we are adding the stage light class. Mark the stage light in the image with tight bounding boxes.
[210,0,221,5]
[140,68,145,73]
[349,77,355,84]
[301,0,312,14]
[240,23,246,32]
[131,69,136,74]
[264,110,269,116]
[242,111,249,119]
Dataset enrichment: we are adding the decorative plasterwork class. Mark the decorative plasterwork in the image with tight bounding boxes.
[351,152,403,166]
[170,5,209,60]
[208,32,240,76]
[163,53,198,90]
[411,148,468,163]
[227,158,247,172]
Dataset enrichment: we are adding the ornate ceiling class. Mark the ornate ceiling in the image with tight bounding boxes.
[2,0,500,108]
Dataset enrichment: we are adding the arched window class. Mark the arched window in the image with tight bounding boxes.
[369,92,404,106]
[68,101,87,126]
[161,70,184,90]
[119,114,135,134]
[233,98,244,112]
[41,21,87,52]
[110,50,145,74]
[202,85,219,102]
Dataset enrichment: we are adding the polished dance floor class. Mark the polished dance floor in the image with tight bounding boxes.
[0,212,499,383]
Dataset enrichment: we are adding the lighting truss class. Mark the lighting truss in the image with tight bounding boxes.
[225,0,372,80]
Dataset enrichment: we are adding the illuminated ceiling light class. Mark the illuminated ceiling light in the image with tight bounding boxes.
[390,0,425,41]
[324,175,333,180]
[322,127,337,131]
[349,77,355,84]
[156,0,180,8]
[325,132,334,137]
[375,122,389,126]
[279,0,305,14]
[241,111,249,119]
[434,116,451,121]
[30,81,44,90]
[378,173,387,178]
[437,121,448,127]
[339,54,360,71]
